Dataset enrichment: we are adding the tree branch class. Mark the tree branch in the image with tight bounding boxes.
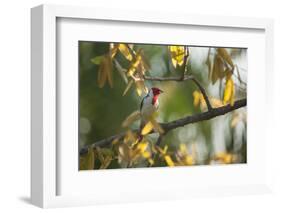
[162,99,245,132]
[80,98,246,156]
[182,46,189,77]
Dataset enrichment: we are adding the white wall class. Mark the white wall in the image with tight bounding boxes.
[0,0,280,212]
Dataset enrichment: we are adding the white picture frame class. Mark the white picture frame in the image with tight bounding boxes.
[31,4,274,208]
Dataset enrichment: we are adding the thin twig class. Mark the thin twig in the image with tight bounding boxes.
[126,44,137,60]
[143,75,193,81]
[190,77,213,111]
[182,46,189,77]
[235,65,247,86]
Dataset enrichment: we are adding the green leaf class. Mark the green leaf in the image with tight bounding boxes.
[91,55,104,65]
[122,110,141,127]
[122,79,134,96]
[217,48,234,68]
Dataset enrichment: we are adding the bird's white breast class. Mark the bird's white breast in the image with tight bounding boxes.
[141,94,158,122]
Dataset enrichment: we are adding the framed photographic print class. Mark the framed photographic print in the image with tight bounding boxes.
[31,4,274,208]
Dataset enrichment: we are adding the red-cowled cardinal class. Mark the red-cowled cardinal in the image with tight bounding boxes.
[139,87,164,139]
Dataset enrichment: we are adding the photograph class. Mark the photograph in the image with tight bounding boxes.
[78,41,247,170]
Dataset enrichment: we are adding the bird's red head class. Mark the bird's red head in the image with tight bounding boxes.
[151,87,164,96]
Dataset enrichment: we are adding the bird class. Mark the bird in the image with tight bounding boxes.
[138,87,164,139]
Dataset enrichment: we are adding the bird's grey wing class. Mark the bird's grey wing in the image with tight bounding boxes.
[140,98,144,111]
[140,93,149,111]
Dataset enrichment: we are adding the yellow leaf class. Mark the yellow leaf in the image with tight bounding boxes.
[123,79,134,96]
[104,54,113,88]
[148,158,154,166]
[223,77,235,106]
[95,147,105,163]
[124,130,137,144]
[163,145,168,154]
[224,155,233,164]
[214,152,236,164]
[179,144,188,155]
[164,155,175,167]
[212,54,224,84]
[118,44,133,61]
[112,138,119,145]
[210,98,224,108]
[137,142,148,153]
[135,80,147,96]
[118,144,131,162]
[184,156,194,165]
[97,54,113,88]
[193,90,224,110]
[127,66,136,77]
[142,151,151,159]
[99,155,112,169]
[130,139,139,148]
[168,46,185,68]
[151,145,157,154]
[97,56,107,88]
[206,48,212,79]
[135,81,143,96]
[127,53,142,77]
[231,116,240,128]
[90,147,113,170]
[131,142,149,162]
[155,145,167,155]
[141,121,154,135]
[217,48,234,68]
[79,156,86,170]
[201,97,224,110]
[83,148,95,170]
[231,112,245,128]
[193,91,202,107]
[110,43,118,58]
[122,111,141,128]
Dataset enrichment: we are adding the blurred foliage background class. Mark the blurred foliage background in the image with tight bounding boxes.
[79,41,247,170]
